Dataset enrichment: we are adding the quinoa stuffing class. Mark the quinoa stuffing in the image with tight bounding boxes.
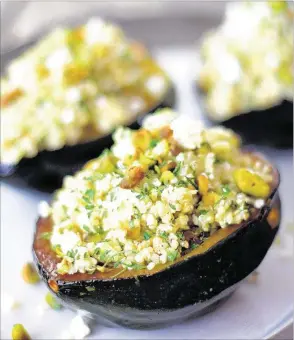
[39,109,274,275]
[197,1,293,119]
[0,18,169,165]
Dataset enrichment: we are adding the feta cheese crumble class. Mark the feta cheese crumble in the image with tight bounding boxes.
[1,292,20,313]
[42,109,273,275]
[69,315,91,339]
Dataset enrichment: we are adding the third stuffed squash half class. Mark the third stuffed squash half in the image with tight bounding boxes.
[196,1,293,146]
[33,109,280,328]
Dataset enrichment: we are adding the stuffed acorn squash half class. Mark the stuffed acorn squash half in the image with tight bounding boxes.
[33,109,280,328]
[195,1,293,147]
[0,18,174,191]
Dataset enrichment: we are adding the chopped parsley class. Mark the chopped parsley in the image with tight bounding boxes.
[160,231,168,240]
[82,225,91,233]
[149,139,159,148]
[167,250,178,262]
[143,231,151,240]
[173,162,182,176]
[221,184,231,196]
[169,203,177,210]
[185,176,198,189]
[66,249,77,258]
[84,189,95,201]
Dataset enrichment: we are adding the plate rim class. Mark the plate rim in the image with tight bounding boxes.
[263,307,293,339]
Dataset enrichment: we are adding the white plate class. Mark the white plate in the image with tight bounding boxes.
[1,47,293,340]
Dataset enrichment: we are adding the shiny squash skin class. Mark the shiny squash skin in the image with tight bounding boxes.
[33,153,280,328]
[195,85,293,148]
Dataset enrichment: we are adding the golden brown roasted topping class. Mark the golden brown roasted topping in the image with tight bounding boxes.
[120,166,145,189]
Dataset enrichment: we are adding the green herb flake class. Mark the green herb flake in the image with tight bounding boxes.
[66,250,75,258]
[169,203,177,210]
[160,231,168,240]
[113,261,121,268]
[149,139,159,148]
[131,264,146,270]
[154,165,161,174]
[109,191,116,202]
[191,244,198,250]
[85,189,95,200]
[82,225,91,233]
[199,210,208,215]
[173,162,182,176]
[186,177,198,189]
[167,250,178,262]
[221,184,231,196]
[143,232,151,240]
[176,179,188,188]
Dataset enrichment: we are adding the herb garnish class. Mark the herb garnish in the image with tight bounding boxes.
[185,177,198,189]
[82,225,91,233]
[149,139,159,148]
[221,184,231,196]
[173,162,182,176]
[167,250,178,262]
[169,203,177,210]
[143,231,151,240]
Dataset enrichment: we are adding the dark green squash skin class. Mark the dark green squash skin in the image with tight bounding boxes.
[33,190,280,329]
[195,85,293,148]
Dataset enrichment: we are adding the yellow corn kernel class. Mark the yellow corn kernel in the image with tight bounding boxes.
[132,129,152,151]
[63,63,89,85]
[234,168,270,198]
[203,192,220,206]
[160,170,175,184]
[198,174,209,195]
[21,263,40,284]
[36,63,49,80]
[11,324,31,340]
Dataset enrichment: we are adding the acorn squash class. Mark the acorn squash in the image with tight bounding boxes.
[33,152,280,328]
